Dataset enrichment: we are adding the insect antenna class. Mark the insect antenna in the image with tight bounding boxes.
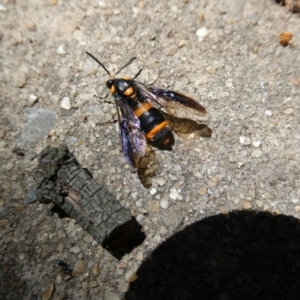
[86,51,111,77]
[132,69,143,80]
[115,57,137,76]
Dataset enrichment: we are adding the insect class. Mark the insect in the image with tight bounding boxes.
[56,260,73,275]
[86,52,207,169]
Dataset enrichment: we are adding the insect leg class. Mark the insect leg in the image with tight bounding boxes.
[148,70,162,85]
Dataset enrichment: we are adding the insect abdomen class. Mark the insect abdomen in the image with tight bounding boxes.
[133,102,175,150]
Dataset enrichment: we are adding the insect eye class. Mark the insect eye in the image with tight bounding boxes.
[106,80,113,88]
[106,80,115,94]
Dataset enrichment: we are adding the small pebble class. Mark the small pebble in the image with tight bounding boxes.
[46,0,58,5]
[57,243,64,253]
[69,245,81,254]
[253,140,261,148]
[19,253,25,260]
[26,21,36,30]
[265,110,272,117]
[198,12,205,21]
[251,46,259,53]
[88,281,98,288]
[136,214,144,222]
[149,188,157,195]
[87,260,95,268]
[115,268,124,276]
[61,97,71,110]
[28,94,38,105]
[147,200,160,213]
[23,186,37,205]
[219,205,228,214]
[256,200,263,208]
[84,235,94,244]
[194,172,201,178]
[0,140,6,148]
[42,282,55,300]
[239,136,251,146]
[48,129,56,136]
[205,65,216,74]
[118,280,129,293]
[164,210,183,231]
[124,270,138,283]
[96,247,103,257]
[55,273,63,285]
[170,188,182,200]
[279,31,293,46]
[104,289,120,300]
[73,260,84,276]
[198,188,207,195]
[135,252,143,261]
[57,44,65,54]
[156,178,166,186]
[4,161,14,171]
[178,40,186,48]
[160,199,169,209]
[238,161,244,167]
[243,200,252,209]
[284,108,294,115]
[92,265,99,277]
[294,206,300,212]
[169,174,177,181]
[196,27,208,42]
[135,200,143,207]
[0,4,7,11]
[231,197,240,205]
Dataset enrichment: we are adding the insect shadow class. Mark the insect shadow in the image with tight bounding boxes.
[165,114,212,138]
[136,115,212,188]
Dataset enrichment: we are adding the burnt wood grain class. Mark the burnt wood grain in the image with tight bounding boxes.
[31,145,145,259]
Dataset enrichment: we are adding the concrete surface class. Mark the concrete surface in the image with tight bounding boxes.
[0,0,299,299]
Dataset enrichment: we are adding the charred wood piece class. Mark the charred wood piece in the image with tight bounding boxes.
[31,145,145,259]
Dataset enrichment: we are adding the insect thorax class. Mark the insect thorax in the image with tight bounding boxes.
[115,79,132,94]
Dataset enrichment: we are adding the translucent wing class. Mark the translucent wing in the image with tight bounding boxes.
[115,93,147,169]
[135,82,206,120]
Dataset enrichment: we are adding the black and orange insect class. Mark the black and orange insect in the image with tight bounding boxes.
[86,52,207,169]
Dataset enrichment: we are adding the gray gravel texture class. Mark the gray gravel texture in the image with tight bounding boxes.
[0,0,300,299]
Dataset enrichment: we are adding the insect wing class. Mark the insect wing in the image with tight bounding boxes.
[119,119,135,168]
[135,82,206,120]
[116,94,147,168]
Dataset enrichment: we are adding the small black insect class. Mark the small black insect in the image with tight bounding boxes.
[56,260,73,275]
[86,52,207,170]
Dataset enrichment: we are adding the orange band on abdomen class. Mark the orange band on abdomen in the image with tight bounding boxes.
[146,120,168,139]
[134,102,153,118]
